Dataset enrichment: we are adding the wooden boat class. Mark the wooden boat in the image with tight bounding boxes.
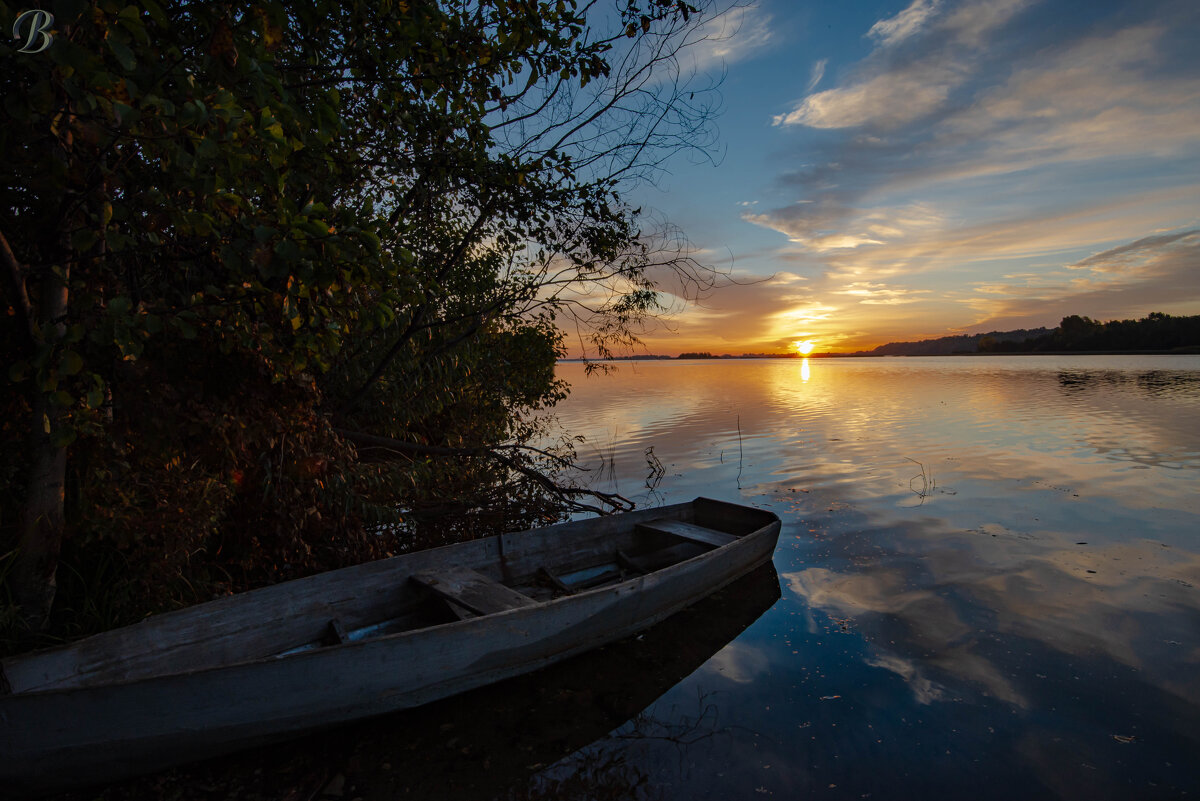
[89,562,783,800]
[0,497,779,797]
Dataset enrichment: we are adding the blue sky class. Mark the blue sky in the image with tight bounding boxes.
[623,0,1200,354]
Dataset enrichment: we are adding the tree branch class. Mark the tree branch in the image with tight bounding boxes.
[335,428,634,515]
[0,228,39,349]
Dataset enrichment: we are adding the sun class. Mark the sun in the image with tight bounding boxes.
[793,340,817,355]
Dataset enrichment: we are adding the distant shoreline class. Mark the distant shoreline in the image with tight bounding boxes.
[558,348,1200,363]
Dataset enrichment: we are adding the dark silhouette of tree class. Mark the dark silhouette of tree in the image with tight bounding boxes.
[1,0,733,634]
[980,313,1200,353]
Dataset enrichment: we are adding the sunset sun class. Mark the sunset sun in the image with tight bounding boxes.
[794,340,817,355]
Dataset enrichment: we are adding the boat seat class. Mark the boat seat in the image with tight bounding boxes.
[411,567,536,617]
[636,519,738,548]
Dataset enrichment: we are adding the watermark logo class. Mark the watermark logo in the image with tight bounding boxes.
[13,9,55,54]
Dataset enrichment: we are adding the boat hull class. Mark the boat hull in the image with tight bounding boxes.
[0,498,780,796]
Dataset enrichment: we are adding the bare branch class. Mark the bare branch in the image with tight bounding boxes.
[335,428,634,515]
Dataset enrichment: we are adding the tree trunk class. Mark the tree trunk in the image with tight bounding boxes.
[11,75,80,629]
[13,261,70,630]
[14,390,67,629]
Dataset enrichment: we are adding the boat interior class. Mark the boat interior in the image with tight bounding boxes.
[281,514,747,653]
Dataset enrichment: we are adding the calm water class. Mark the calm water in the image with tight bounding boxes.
[534,356,1200,800]
[78,356,1200,801]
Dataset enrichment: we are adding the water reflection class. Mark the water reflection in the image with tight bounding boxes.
[555,357,1200,512]
[783,527,1200,710]
[541,357,1200,799]
[1058,367,1200,400]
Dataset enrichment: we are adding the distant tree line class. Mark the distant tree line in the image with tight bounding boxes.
[979,313,1200,353]
[862,328,1049,356]
[856,313,1200,357]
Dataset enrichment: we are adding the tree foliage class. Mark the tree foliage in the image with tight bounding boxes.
[978,313,1200,353]
[0,0,726,640]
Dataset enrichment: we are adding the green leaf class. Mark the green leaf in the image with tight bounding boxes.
[108,37,137,70]
[8,361,30,383]
[117,6,149,44]
[104,230,132,252]
[274,238,300,262]
[71,228,100,252]
[59,350,84,376]
[195,136,218,159]
[87,388,105,409]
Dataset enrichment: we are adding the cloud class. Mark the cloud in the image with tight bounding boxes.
[865,653,945,704]
[762,302,843,345]
[773,65,958,129]
[1069,229,1200,273]
[929,25,1200,181]
[782,567,1028,706]
[940,0,1031,45]
[867,0,942,46]
[774,0,1031,130]
[805,58,827,93]
[741,0,1200,344]
[687,3,776,72]
[702,641,772,684]
[772,8,1200,202]
[835,282,931,305]
[966,228,1200,329]
[743,200,945,254]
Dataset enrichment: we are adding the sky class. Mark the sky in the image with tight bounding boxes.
[609,0,1200,355]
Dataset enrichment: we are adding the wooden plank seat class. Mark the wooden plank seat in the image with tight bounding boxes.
[411,567,536,617]
[636,518,738,548]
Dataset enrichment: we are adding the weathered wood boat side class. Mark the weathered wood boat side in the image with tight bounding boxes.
[0,497,780,796]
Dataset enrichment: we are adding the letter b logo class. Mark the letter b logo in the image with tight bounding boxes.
[13,9,55,54]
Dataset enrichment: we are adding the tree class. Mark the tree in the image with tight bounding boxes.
[2,0,728,633]
[1056,315,1102,348]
